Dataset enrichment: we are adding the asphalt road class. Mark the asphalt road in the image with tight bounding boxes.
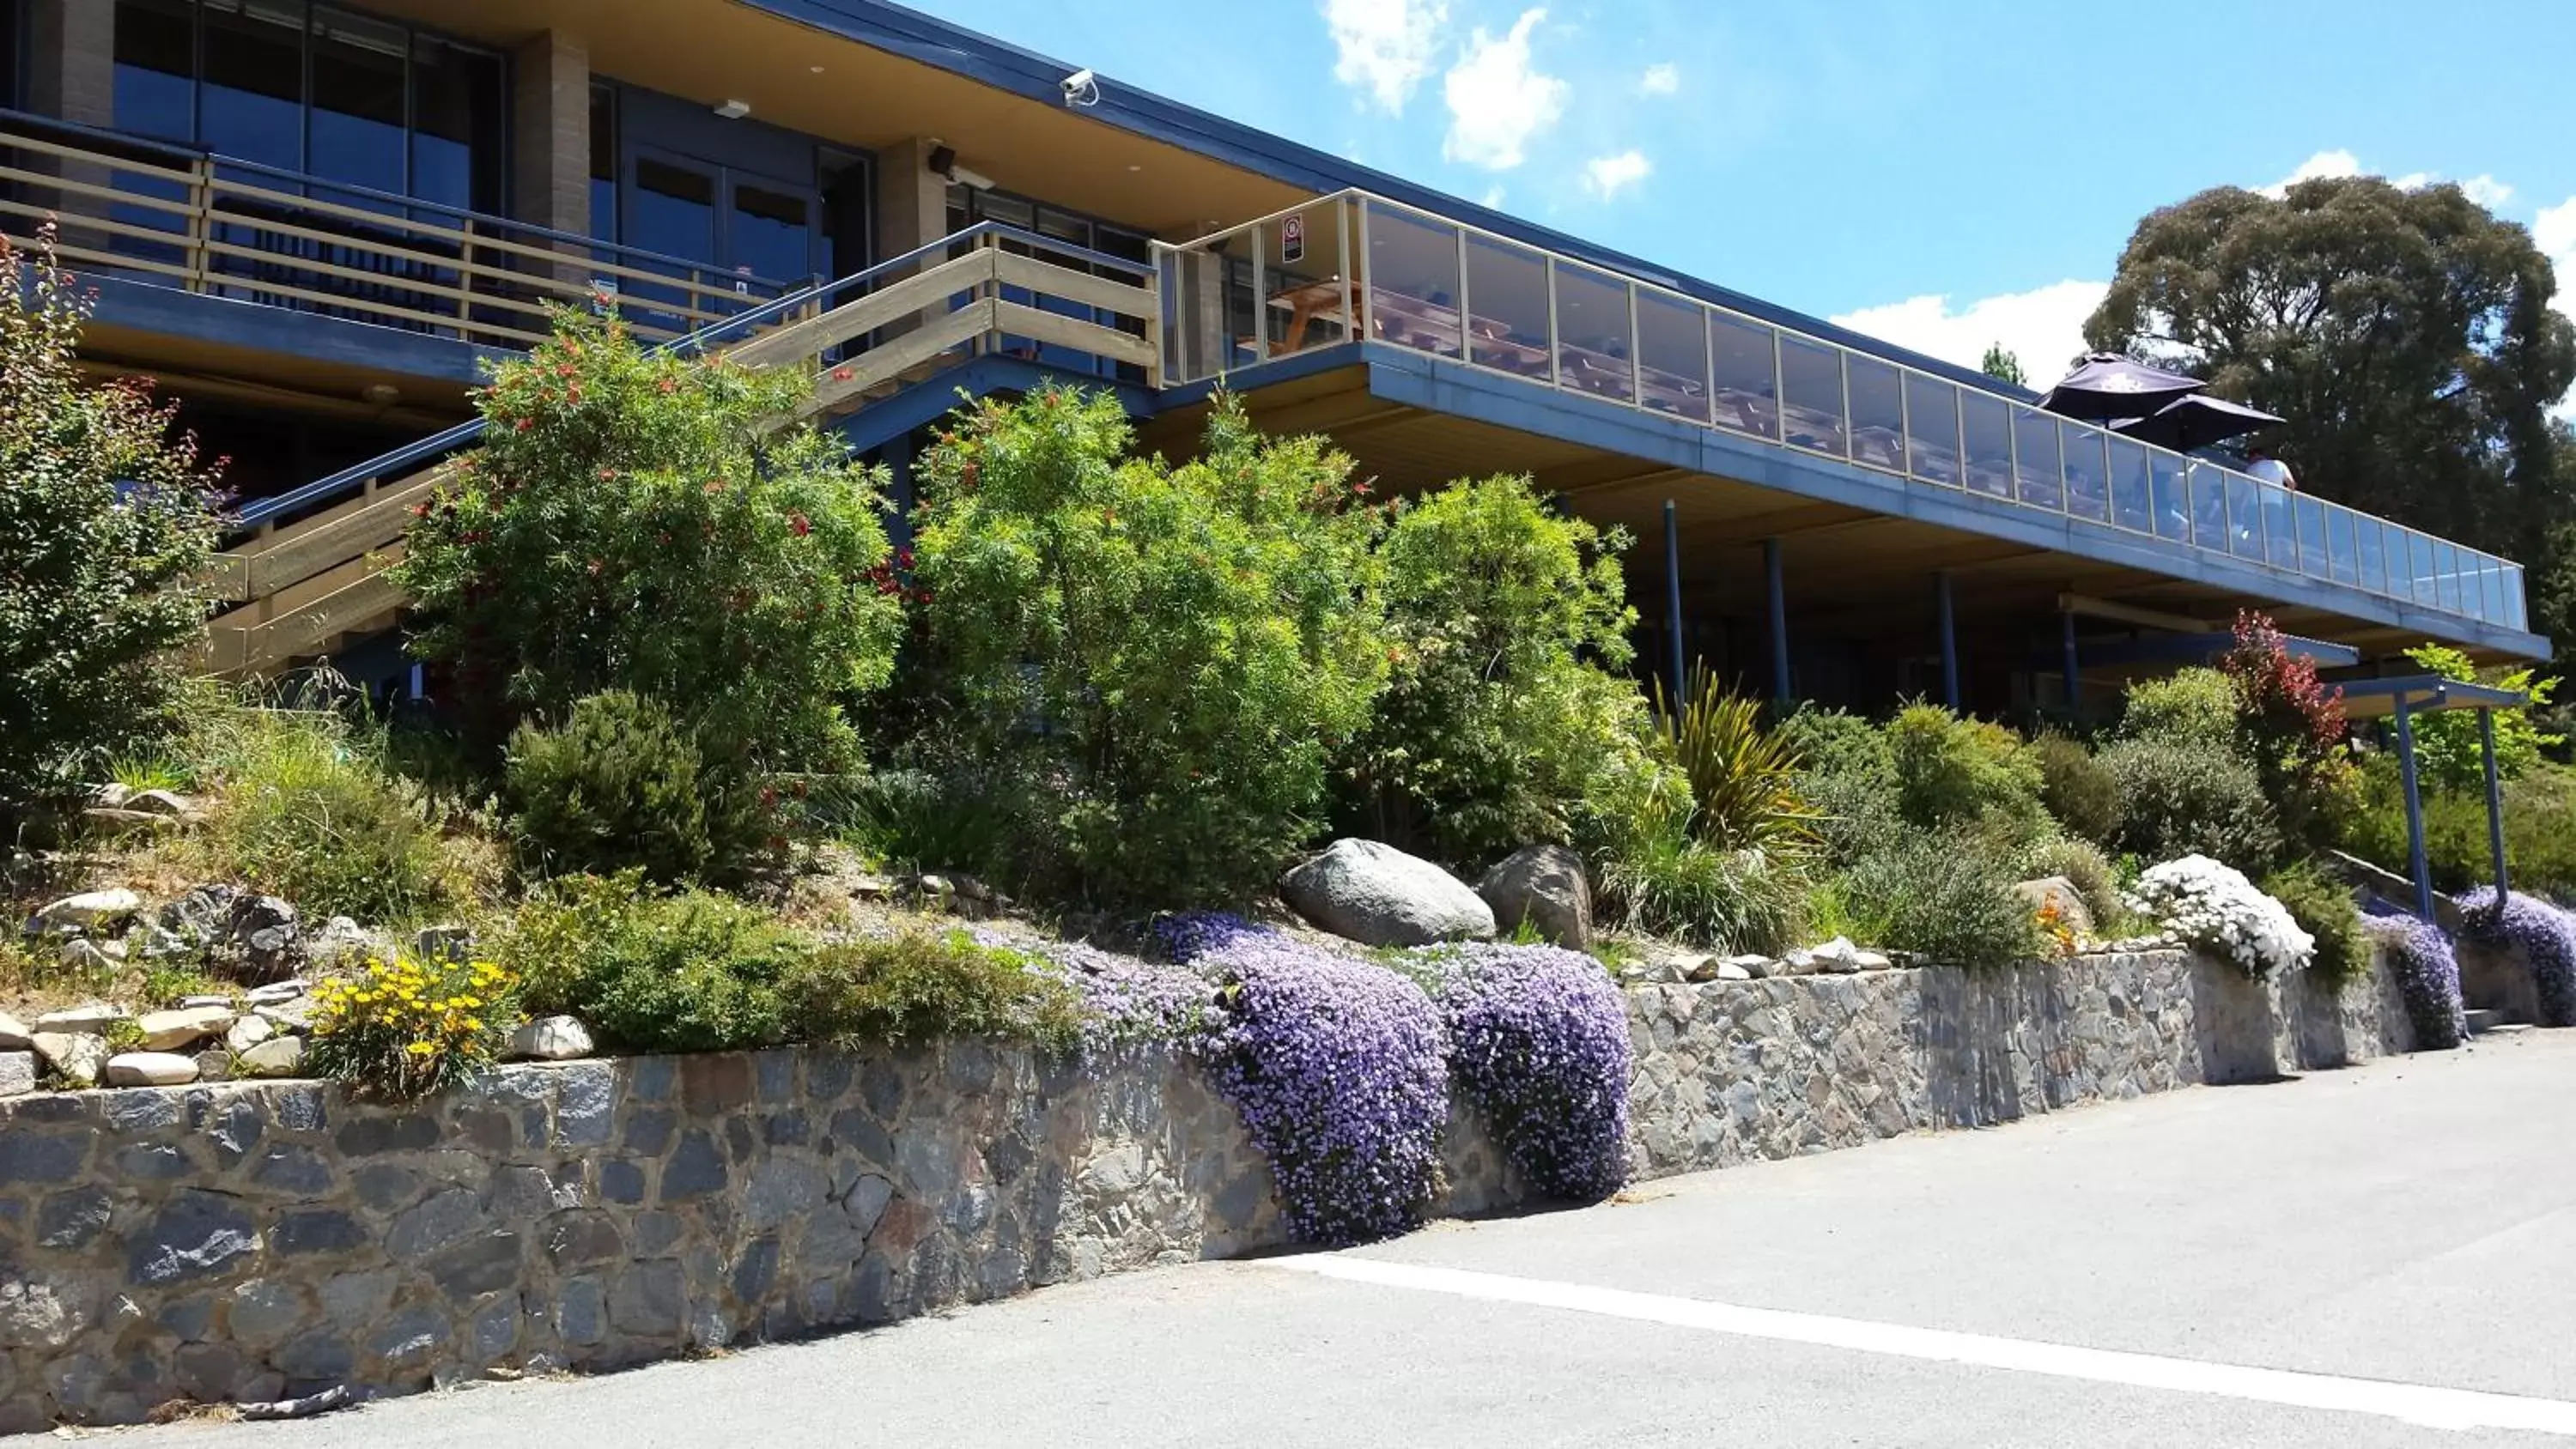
[119,1030,2576,1448]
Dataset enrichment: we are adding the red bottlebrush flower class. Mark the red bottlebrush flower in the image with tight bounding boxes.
[657,376,678,395]
[513,417,534,433]
[760,787,779,808]
[896,548,915,568]
[876,579,901,596]
[555,361,577,378]
[831,367,854,382]
[586,558,603,576]
[703,479,726,494]
[598,467,618,481]
[915,588,934,603]
[410,502,428,518]
[789,512,811,537]
[564,385,581,405]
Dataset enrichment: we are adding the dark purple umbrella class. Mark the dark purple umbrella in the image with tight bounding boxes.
[2038,351,2208,421]
[2111,393,2284,452]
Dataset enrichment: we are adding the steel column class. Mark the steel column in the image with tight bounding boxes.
[1663,499,1686,707]
[2482,708,2510,901]
[2395,698,2434,920]
[1936,570,1959,710]
[1765,537,1789,705]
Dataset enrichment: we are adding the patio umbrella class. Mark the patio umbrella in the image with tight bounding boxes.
[2111,393,2284,452]
[2037,351,2208,421]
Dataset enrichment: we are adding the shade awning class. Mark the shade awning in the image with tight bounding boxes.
[2335,674,2528,720]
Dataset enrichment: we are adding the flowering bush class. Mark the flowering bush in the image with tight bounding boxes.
[2125,854,2313,978]
[1414,943,1632,1201]
[306,952,516,1099]
[2219,610,2354,858]
[2454,887,2576,1028]
[2369,912,2465,1049]
[1008,933,1218,1054]
[1197,935,1448,1246]
[1151,910,1269,965]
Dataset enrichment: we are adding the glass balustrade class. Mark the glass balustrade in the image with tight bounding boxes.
[1154,190,2529,631]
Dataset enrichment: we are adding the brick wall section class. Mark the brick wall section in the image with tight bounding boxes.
[510,31,590,276]
[25,0,116,128]
[0,949,2422,1430]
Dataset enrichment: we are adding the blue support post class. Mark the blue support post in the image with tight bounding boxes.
[2394,697,2434,920]
[2482,707,2510,901]
[1765,537,1789,705]
[2059,608,2081,711]
[882,432,918,552]
[1663,500,1686,706]
[1935,570,1959,711]
[407,662,424,702]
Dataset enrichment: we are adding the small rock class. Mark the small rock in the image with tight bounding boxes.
[126,789,196,818]
[1279,838,1498,948]
[413,925,472,963]
[303,917,381,971]
[2014,876,2097,936]
[229,895,301,979]
[848,873,892,900]
[0,1052,34,1097]
[33,1032,108,1088]
[93,782,135,809]
[1850,949,1895,972]
[914,874,955,899]
[236,1037,307,1078]
[179,994,234,1009]
[1670,953,1718,983]
[0,1010,29,1050]
[82,807,177,836]
[195,1049,234,1083]
[135,1006,238,1052]
[506,1016,593,1063]
[161,883,242,942]
[33,888,143,931]
[948,875,993,903]
[246,979,309,1006]
[1715,961,1754,982]
[33,1003,122,1033]
[1722,953,1775,979]
[254,998,316,1035]
[1477,843,1594,949]
[128,921,192,961]
[106,1052,200,1087]
[1791,937,1866,975]
[56,938,116,976]
[225,1016,276,1054]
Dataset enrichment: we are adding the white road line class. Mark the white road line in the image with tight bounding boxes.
[1263,1255,2576,1436]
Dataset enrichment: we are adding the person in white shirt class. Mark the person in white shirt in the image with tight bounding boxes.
[2245,444,2297,491]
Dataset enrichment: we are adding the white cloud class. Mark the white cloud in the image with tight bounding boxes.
[2257,149,2360,199]
[1322,0,1448,114]
[2257,152,2515,210]
[1581,149,1650,200]
[1639,63,1680,95]
[2540,196,2576,323]
[1442,9,1566,171]
[1830,280,2110,385]
[2462,174,2514,208]
[1479,185,1507,209]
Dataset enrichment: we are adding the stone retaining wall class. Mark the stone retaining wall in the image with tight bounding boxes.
[0,947,2421,1429]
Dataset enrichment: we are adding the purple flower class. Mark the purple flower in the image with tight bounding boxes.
[2454,887,2576,1028]
[2369,914,2466,1049]
[1413,943,1634,1202]
[975,929,1219,1055]
[1152,910,1269,964]
[1198,936,1448,1246]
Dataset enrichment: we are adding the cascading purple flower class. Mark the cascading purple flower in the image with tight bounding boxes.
[1414,943,1634,1202]
[2368,913,2466,1050]
[976,929,1218,1054]
[1198,935,1449,1246]
[2453,887,2576,1028]
[1151,909,1269,964]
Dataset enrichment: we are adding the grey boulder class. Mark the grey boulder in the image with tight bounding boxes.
[1477,844,1593,949]
[1280,839,1496,948]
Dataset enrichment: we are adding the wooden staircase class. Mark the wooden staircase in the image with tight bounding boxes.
[196,239,1161,678]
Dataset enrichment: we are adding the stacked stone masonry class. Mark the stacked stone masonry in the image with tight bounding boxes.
[0,948,2424,1429]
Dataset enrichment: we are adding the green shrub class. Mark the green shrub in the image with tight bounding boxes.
[778,931,1082,1052]
[0,227,223,812]
[2337,755,2576,900]
[1594,796,1805,954]
[1649,666,1820,858]
[305,951,514,1100]
[1777,706,1899,868]
[2262,860,2366,989]
[395,305,902,767]
[2121,667,2239,748]
[913,388,1387,905]
[1340,476,1642,864]
[1843,831,2045,971]
[838,765,1030,881]
[2401,644,2562,793]
[502,872,801,1053]
[195,704,460,924]
[503,691,770,887]
[2029,733,2120,845]
[2027,836,2121,929]
[1886,702,2048,841]
[2099,737,2281,871]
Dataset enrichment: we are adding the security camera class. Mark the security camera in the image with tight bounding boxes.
[1060,69,1100,107]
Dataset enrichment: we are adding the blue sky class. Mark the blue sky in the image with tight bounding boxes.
[921,0,2576,385]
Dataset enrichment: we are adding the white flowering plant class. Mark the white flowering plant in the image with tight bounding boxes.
[2124,854,2315,979]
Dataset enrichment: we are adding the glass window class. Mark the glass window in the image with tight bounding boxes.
[1778,337,1845,454]
[1961,393,2013,499]
[2060,422,2109,521]
[1847,357,1903,471]
[2294,496,2329,578]
[2109,439,2154,532]
[2226,471,2263,560]
[2478,557,2504,622]
[114,0,198,142]
[1364,203,1461,359]
[1465,235,1551,381]
[2409,532,2436,604]
[2435,543,2462,613]
[2326,506,2357,585]
[308,8,405,202]
[410,33,504,215]
[2263,484,2296,570]
[202,0,306,171]
[588,84,618,245]
[1709,313,1777,439]
[0,0,17,112]
[2149,451,2190,541]
[1635,291,1708,422]
[731,181,810,287]
[2356,515,2386,593]
[1905,373,1960,485]
[2506,565,2529,630]
[2012,408,2061,510]
[2188,463,2229,551]
[1554,263,1634,405]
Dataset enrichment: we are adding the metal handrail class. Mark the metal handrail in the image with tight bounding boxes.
[0,106,799,293]
[228,221,1150,530]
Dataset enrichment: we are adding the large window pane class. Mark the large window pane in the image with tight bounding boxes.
[2326,506,2358,585]
[2507,566,2529,630]
[309,8,406,201]
[410,33,505,216]
[2478,557,2503,622]
[2261,483,2295,569]
[2294,496,2330,578]
[732,181,810,287]
[1848,357,1903,471]
[2012,408,2061,509]
[2409,532,2436,603]
[2356,516,2386,593]
[114,0,198,142]
[2061,422,2109,521]
[588,84,618,245]
[1905,373,1960,484]
[1962,393,2013,499]
[1365,203,1462,359]
[2226,472,2263,560]
[2188,463,2229,551]
[1778,337,1845,454]
[2148,451,2190,540]
[2435,543,2462,613]
[1554,263,1634,404]
[203,0,306,171]
[1464,235,1549,380]
[1710,313,1777,439]
[1635,291,1708,421]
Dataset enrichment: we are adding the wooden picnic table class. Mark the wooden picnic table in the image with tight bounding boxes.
[1265,276,1360,354]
